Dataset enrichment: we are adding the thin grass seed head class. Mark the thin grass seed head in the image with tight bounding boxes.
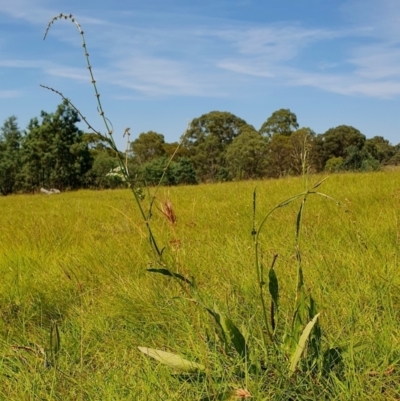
[159,199,177,225]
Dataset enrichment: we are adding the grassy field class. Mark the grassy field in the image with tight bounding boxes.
[1,171,400,400]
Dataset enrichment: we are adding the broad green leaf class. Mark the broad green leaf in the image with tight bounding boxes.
[212,305,248,360]
[147,268,193,287]
[289,313,320,375]
[138,347,205,372]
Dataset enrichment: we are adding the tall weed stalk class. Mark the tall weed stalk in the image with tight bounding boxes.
[42,14,362,396]
[43,14,172,263]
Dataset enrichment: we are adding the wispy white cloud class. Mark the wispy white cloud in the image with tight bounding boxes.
[216,25,339,59]
[108,56,220,96]
[284,69,400,98]
[349,44,400,80]
[0,0,57,25]
[45,66,89,82]
[216,60,275,78]
[76,19,400,98]
[0,90,22,98]
[317,62,339,71]
[3,0,400,100]
[0,59,47,68]
[211,3,400,99]
[0,0,106,26]
[340,0,400,39]
[0,58,88,81]
[80,22,345,97]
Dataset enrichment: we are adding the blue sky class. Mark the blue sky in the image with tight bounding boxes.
[1,0,400,149]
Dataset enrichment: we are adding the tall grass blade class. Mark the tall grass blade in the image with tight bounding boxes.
[251,188,257,237]
[49,320,60,366]
[147,268,193,287]
[296,198,305,241]
[138,347,205,372]
[312,176,329,189]
[314,191,341,205]
[276,193,304,209]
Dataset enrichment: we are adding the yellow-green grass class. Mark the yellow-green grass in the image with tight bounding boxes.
[1,171,400,400]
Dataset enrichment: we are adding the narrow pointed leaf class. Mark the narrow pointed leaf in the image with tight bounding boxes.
[138,347,205,372]
[251,188,257,237]
[276,193,305,209]
[270,301,276,332]
[289,313,320,375]
[269,266,279,332]
[268,266,279,310]
[212,305,248,360]
[312,176,329,189]
[296,199,305,240]
[341,342,369,357]
[314,191,341,205]
[147,268,193,287]
[50,321,60,362]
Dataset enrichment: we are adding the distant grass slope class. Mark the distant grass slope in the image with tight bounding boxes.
[1,171,400,400]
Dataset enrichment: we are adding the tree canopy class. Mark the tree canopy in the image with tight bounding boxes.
[20,101,91,191]
[259,108,299,138]
[183,111,255,181]
[0,105,398,195]
[184,111,251,148]
[0,116,22,195]
[131,131,166,164]
[311,125,366,172]
[226,126,268,179]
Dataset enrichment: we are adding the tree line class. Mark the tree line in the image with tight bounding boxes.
[1,101,399,195]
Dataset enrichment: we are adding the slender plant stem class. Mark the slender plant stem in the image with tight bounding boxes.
[42,13,188,262]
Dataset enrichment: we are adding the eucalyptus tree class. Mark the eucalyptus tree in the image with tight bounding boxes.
[259,108,299,138]
[0,116,22,195]
[289,127,315,174]
[364,136,395,164]
[265,134,294,177]
[131,131,166,164]
[311,125,366,172]
[183,111,253,181]
[226,126,268,179]
[21,101,91,191]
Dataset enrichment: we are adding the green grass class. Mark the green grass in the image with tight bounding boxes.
[1,171,400,400]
